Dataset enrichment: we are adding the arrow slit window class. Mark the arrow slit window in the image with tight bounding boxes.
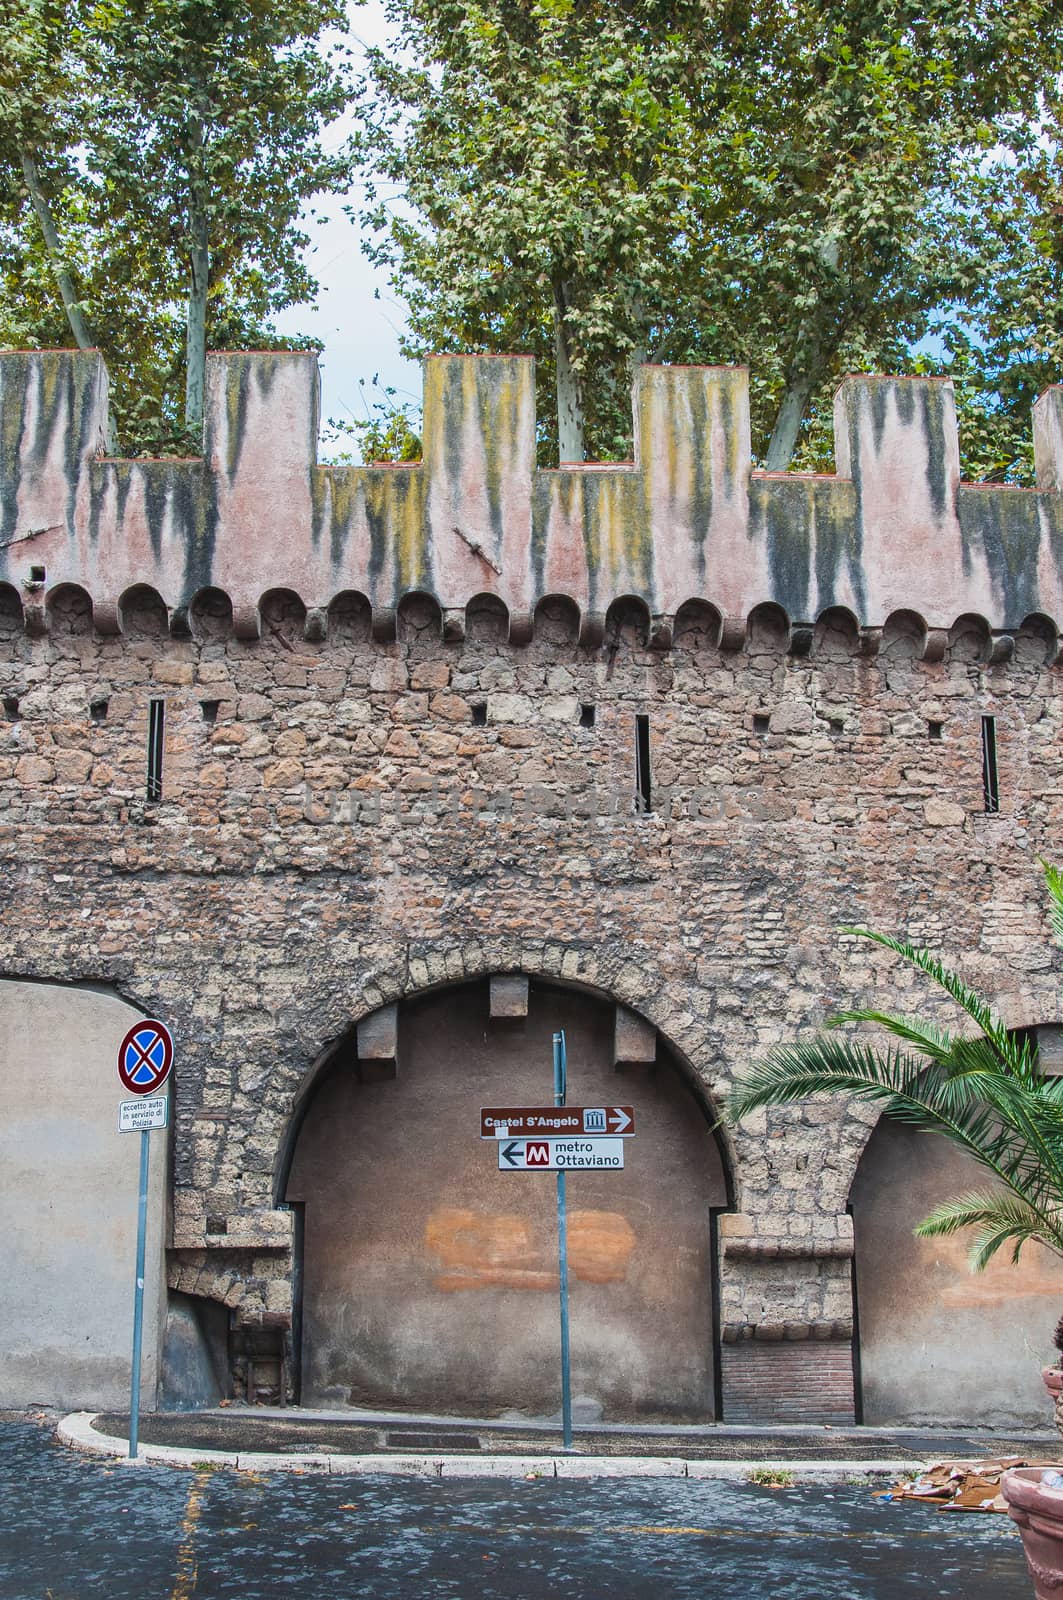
[147,698,165,802]
[635,714,652,813]
[981,715,999,814]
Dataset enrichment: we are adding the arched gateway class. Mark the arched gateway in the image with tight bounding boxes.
[283,978,730,1421]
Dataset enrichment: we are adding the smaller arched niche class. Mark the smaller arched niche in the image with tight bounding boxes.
[284,977,729,1421]
[850,1115,1057,1428]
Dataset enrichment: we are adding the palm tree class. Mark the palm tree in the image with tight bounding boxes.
[726,861,1063,1271]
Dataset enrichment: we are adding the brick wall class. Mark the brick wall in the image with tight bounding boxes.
[721,1341,856,1426]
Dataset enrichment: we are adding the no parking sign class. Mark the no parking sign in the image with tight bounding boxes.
[117,1019,173,1095]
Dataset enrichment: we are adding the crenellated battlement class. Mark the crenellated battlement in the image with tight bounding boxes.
[2,346,1063,653]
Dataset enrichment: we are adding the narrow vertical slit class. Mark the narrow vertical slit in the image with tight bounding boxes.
[289,1199,305,1405]
[147,698,165,802]
[981,715,999,814]
[847,1202,864,1425]
[635,714,651,814]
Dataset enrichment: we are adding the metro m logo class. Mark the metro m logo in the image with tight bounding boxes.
[526,1142,550,1166]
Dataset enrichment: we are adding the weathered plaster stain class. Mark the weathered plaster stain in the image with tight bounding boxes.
[426,1206,636,1291]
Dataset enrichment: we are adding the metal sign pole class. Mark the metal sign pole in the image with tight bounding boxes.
[553,1030,573,1452]
[128,1126,151,1460]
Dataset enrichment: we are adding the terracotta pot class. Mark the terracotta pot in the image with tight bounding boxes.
[1045,1367,1063,1402]
[1002,1468,1063,1599]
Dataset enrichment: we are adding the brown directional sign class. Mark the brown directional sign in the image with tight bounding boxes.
[480,1105,635,1139]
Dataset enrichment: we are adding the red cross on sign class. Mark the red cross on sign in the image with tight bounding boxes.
[118,1020,174,1095]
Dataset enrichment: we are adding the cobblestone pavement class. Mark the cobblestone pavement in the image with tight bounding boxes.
[0,1418,1033,1600]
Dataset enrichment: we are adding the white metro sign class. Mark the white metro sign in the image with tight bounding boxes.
[498,1137,625,1171]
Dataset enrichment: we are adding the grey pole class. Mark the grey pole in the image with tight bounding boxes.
[128,1127,150,1459]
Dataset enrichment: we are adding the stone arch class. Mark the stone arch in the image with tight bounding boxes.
[46,582,93,637]
[119,583,168,639]
[947,611,992,665]
[1016,612,1059,667]
[813,605,860,660]
[746,601,789,653]
[533,594,581,647]
[605,595,650,650]
[880,608,928,660]
[188,586,234,642]
[465,591,509,645]
[260,587,307,644]
[0,585,22,646]
[271,958,737,1208]
[673,599,723,652]
[397,590,442,642]
[0,582,24,641]
[327,590,371,645]
[278,970,734,1420]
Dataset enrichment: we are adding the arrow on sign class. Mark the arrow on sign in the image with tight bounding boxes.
[501,1140,523,1168]
[607,1107,633,1133]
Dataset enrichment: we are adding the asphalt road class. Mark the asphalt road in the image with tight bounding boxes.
[0,1419,1033,1600]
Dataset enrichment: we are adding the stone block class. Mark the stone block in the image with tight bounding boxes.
[924,798,965,827]
[154,660,194,686]
[437,1456,554,1479]
[490,975,529,1019]
[1037,1024,1063,1077]
[614,1006,656,1070]
[357,1002,398,1079]
[15,755,54,784]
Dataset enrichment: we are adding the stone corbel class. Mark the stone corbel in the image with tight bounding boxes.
[614,1006,656,1070]
[357,1002,398,1081]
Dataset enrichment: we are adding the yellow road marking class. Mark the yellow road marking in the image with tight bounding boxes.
[170,1474,206,1600]
[407,1520,992,1545]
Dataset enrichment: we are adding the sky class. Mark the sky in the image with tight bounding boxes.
[274,0,422,454]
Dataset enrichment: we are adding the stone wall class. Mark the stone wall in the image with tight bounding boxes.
[1,348,1061,1422]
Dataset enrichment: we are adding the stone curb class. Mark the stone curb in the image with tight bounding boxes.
[56,1413,927,1481]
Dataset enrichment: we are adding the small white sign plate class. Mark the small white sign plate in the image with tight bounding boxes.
[498,1137,625,1171]
[119,1095,168,1132]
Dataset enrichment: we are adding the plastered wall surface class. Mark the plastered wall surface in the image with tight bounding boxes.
[0,980,166,1409]
[852,1121,1057,1429]
[1,347,1061,1423]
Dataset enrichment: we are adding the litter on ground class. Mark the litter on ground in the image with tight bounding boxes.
[874,1457,1052,1514]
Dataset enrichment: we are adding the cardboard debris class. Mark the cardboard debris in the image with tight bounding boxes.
[874,1457,1046,1514]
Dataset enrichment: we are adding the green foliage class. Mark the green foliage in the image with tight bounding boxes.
[726,864,1063,1270]
[356,0,1063,468]
[920,108,1063,486]
[0,0,353,451]
[323,387,422,464]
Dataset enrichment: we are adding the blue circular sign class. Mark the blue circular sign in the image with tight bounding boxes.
[118,1020,173,1095]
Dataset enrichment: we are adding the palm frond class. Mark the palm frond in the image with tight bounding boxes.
[1042,859,1063,953]
[917,1188,1063,1269]
[829,1009,957,1063]
[725,1035,926,1121]
[829,1011,1035,1084]
[727,1037,1063,1228]
[840,928,1011,1054]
